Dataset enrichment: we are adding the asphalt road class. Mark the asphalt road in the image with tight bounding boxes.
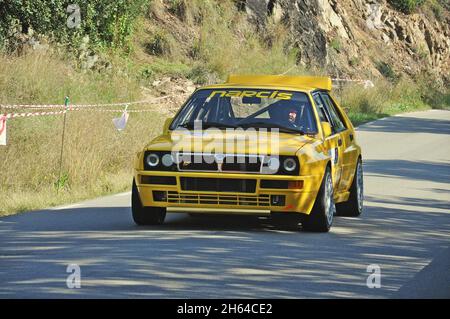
[1,110,449,298]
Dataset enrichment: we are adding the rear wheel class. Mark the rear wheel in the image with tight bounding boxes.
[131,179,166,225]
[336,159,363,217]
[302,167,335,232]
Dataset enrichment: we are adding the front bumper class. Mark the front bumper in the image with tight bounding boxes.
[134,170,322,215]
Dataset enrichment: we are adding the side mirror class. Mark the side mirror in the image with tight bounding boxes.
[163,117,173,134]
[321,121,333,138]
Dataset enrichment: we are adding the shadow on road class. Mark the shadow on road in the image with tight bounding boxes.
[358,115,450,135]
[1,195,449,298]
[363,159,450,184]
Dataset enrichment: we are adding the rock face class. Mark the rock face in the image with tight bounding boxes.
[244,0,450,84]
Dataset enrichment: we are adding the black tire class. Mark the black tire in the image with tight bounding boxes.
[336,158,363,217]
[302,167,335,232]
[131,179,166,225]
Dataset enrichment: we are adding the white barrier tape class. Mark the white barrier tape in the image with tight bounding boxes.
[0,95,172,110]
[279,65,297,76]
[277,64,374,88]
[2,107,159,119]
[332,78,366,83]
[0,104,65,109]
[70,108,156,113]
[69,95,172,108]
[332,78,375,88]
[1,106,162,112]
[3,110,67,119]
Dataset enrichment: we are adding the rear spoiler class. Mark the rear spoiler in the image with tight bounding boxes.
[226,75,332,91]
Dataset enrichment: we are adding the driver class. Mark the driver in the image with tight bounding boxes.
[268,101,305,129]
[288,108,298,124]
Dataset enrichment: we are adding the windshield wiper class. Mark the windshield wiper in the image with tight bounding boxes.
[178,121,303,134]
[177,121,237,129]
[237,122,305,135]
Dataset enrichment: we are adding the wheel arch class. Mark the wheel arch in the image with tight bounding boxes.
[348,155,363,190]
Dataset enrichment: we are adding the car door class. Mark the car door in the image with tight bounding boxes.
[321,93,359,193]
[319,92,353,193]
[312,93,344,192]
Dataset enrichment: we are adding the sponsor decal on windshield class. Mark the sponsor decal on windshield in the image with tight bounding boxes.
[208,90,292,100]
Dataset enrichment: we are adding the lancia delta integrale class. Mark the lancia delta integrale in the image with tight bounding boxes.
[132,75,363,232]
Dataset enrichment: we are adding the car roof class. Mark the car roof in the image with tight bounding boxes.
[201,74,332,93]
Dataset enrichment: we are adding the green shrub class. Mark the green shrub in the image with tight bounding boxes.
[376,61,398,82]
[141,59,191,79]
[166,0,187,20]
[426,0,444,21]
[146,30,173,56]
[349,57,360,67]
[341,80,389,115]
[187,64,213,84]
[388,0,426,14]
[0,0,147,51]
[416,73,450,109]
[330,38,342,51]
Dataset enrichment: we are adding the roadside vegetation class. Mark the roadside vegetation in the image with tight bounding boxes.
[0,0,448,216]
[388,0,426,14]
[340,74,449,125]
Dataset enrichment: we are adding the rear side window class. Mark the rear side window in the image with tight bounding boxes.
[312,94,330,123]
[320,93,346,132]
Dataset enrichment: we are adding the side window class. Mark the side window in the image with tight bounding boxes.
[312,94,330,123]
[320,93,346,132]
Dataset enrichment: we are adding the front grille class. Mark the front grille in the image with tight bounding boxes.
[221,155,262,172]
[180,177,256,193]
[177,153,263,173]
[164,191,270,207]
[178,154,218,171]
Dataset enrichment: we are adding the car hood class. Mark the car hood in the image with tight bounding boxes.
[144,130,317,155]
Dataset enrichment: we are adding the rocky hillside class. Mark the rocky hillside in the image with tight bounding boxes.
[239,0,450,84]
[2,1,448,86]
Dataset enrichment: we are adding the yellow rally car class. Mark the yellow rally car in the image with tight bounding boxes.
[132,75,363,232]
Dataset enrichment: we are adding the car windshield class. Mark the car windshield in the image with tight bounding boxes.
[170,88,318,134]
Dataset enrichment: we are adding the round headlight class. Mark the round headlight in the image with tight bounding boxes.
[161,153,174,167]
[267,157,280,171]
[146,153,160,167]
[283,157,297,172]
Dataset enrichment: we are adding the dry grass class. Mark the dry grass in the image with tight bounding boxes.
[0,51,165,216]
[142,0,300,81]
[190,2,298,77]
[0,51,141,105]
[336,76,437,126]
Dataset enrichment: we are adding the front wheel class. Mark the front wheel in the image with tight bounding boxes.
[131,179,166,225]
[302,167,335,232]
[336,158,363,217]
